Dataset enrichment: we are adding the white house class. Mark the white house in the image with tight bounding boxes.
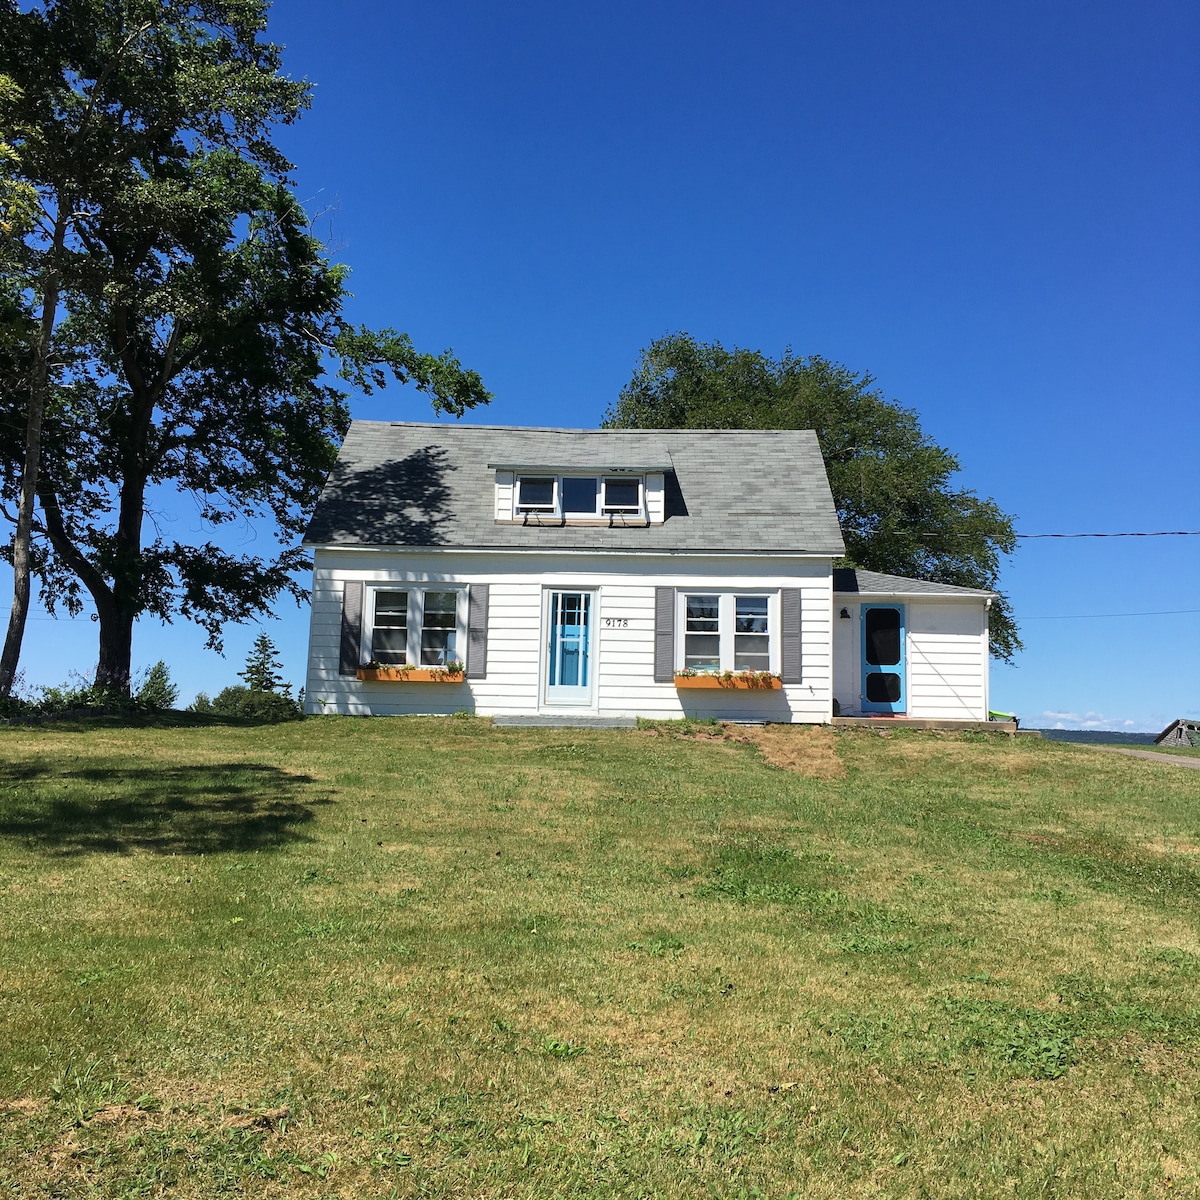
[302,422,995,724]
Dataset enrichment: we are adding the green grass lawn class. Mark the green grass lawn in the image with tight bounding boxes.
[1121,744,1200,758]
[2,716,1199,1198]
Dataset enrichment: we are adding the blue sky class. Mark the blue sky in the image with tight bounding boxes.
[7,0,1198,730]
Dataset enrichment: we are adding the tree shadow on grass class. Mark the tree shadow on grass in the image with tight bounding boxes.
[0,761,331,857]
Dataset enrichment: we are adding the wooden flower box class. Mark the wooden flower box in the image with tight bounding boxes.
[674,674,782,690]
[356,667,464,683]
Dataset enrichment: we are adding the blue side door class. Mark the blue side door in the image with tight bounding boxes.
[861,605,906,714]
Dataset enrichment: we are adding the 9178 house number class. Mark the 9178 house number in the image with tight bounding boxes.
[603,617,629,628]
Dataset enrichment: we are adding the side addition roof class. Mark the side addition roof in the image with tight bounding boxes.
[833,568,996,598]
[304,422,845,555]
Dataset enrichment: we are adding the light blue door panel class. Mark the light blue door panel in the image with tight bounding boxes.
[861,605,905,714]
[546,591,592,704]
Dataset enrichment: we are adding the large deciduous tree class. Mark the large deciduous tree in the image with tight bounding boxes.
[0,0,490,695]
[604,333,1020,660]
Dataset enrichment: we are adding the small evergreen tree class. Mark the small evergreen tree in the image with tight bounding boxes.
[136,661,178,710]
[239,633,287,694]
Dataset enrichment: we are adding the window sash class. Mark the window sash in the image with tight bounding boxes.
[372,590,409,664]
[734,596,770,671]
[684,594,721,670]
[516,476,556,512]
[561,476,599,514]
[602,477,642,513]
[420,590,459,665]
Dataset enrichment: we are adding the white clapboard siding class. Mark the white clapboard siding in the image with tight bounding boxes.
[306,549,834,722]
[906,601,988,719]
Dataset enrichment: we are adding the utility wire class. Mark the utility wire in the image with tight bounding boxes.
[1016,530,1200,539]
[1023,608,1200,620]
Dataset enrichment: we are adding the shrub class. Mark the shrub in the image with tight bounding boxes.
[207,685,302,722]
[135,661,178,710]
[36,680,133,715]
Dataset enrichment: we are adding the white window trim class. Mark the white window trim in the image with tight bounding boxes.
[362,584,469,668]
[514,473,646,521]
[675,590,780,674]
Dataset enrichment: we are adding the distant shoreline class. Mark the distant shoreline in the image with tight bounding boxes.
[1034,729,1156,745]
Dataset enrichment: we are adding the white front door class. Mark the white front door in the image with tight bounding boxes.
[544,591,594,706]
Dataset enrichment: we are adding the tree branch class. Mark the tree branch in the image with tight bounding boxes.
[36,481,113,608]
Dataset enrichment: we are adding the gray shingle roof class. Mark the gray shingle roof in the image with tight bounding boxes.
[304,422,845,555]
[833,568,995,598]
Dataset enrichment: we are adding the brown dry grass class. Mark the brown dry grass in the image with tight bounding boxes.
[727,722,846,779]
[640,718,846,778]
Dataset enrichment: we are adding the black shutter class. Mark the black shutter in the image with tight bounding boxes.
[340,580,363,676]
[467,584,489,679]
[654,587,675,681]
[780,587,801,683]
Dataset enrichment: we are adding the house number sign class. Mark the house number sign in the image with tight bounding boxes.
[603,617,630,628]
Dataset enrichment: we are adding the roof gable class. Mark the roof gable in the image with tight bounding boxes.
[304,422,845,555]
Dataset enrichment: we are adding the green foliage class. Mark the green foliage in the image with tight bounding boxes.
[200,685,301,722]
[0,664,175,716]
[541,1037,587,1059]
[238,632,285,694]
[626,933,685,956]
[0,1,490,692]
[604,333,1020,659]
[135,660,178,710]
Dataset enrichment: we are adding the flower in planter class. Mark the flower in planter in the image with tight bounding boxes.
[738,670,778,686]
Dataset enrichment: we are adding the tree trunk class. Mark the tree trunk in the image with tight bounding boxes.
[95,601,135,694]
[0,214,66,699]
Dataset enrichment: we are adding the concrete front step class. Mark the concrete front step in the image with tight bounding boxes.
[832,716,1020,733]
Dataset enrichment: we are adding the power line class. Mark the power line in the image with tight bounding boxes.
[1023,608,1200,620]
[1016,530,1200,539]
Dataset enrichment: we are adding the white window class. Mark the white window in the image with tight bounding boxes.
[516,476,556,513]
[514,473,644,520]
[603,477,642,513]
[561,476,599,515]
[364,586,468,667]
[678,592,777,673]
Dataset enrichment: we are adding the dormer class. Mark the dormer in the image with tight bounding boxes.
[492,458,669,525]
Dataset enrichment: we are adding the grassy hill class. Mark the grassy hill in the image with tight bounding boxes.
[1,717,1198,1198]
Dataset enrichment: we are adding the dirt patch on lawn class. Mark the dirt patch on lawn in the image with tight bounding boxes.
[641,722,844,779]
[726,724,845,780]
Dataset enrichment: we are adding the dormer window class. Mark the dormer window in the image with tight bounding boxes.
[603,477,641,513]
[512,473,646,521]
[562,476,599,514]
[516,476,556,513]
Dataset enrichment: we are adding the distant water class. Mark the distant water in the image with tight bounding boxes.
[1034,729,1156,745]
